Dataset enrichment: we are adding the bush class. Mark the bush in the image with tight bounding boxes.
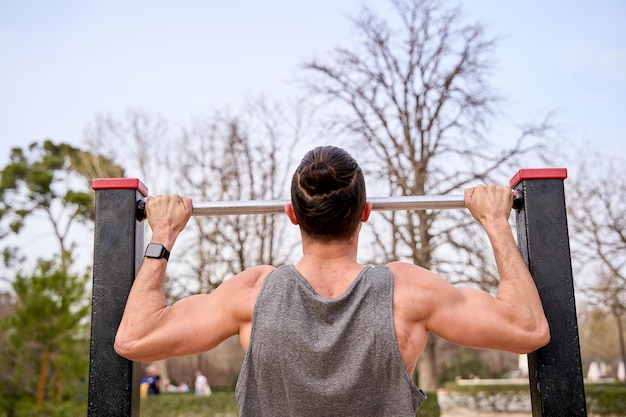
[441,381,626,417]
[586,383,626,416]
[417,391,440,416]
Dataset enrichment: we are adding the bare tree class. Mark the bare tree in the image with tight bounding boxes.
[301,0,550,390]
[568,153,626,290]
[82,108,171,193]
[568,152,626,378]
[81,101,310,379]
[166,98,306,300]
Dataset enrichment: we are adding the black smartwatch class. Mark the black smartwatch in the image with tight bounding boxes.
[144,243,170,261]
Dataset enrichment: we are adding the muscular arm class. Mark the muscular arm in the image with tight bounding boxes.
[462,184,550,351]
[392,185,550,358]
[113,194,269,363]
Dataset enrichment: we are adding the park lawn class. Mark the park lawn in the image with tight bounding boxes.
[139,390,442,417]
[139,385,626,417]
[140,391,238,417]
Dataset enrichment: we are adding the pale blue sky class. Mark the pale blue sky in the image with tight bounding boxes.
[1,0,625,165]
[0,1,624,293]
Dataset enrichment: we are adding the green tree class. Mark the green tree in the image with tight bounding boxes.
[0,255,90,416]
[0,140,124,414]
[0,139,124,270]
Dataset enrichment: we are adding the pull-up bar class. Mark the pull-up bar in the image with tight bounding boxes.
[91,179,523,220]
[88,169,586,417]
[132,192,523,219]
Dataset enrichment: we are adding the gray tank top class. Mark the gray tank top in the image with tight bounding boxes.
[236,264,427,416]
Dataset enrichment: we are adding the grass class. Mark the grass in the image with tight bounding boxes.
[138,384,626,416]
[139,390,441,416]
[140,391,238,417]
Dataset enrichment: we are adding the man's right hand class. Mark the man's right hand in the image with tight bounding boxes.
[145,194,193,248]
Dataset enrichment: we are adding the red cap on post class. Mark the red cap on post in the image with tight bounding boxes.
[510,168,567,188]
[92,178,149,197]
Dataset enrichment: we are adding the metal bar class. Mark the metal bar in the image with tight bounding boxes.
[189,194,467,216]
[136,191,522,220]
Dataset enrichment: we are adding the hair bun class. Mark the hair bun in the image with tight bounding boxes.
[300,161,338,194]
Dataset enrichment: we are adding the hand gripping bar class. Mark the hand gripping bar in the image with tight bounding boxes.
[136,191,522,221]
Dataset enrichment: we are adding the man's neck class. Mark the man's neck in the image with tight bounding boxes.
[296,238,363,299]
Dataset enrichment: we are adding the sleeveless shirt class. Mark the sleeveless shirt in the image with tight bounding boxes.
[235,264,427,416]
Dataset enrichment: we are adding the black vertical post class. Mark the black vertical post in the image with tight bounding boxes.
[510,168,586,417]
[88,178,148,417]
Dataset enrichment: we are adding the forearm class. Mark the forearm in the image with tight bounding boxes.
[484,219,548,332]
[114,258,169,355]
[115,233,177,356]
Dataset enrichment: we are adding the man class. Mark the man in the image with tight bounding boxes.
[140,363,160,397]
[194,370,212,397]
[115,146,550,415]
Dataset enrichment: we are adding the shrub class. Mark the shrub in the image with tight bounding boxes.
[586,383,626,416]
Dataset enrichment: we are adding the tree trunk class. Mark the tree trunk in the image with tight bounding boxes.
[53,365,61,400]
[156,359,169,387]
[616,309,626,386]
[36,351,50,409]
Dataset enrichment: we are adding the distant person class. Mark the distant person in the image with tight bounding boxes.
[177,378,190,393]
[194,370,212,396]
[164,378,178,392]
[140,363,160,397]
[116,146,549,415]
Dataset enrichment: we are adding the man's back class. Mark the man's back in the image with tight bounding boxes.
[236,264,426,416]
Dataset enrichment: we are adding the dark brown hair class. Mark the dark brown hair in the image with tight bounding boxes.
[290,146,366,241]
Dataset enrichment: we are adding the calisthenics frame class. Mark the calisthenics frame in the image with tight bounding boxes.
[88,168,586,417]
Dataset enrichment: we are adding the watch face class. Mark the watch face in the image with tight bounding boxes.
[145,244,164,258]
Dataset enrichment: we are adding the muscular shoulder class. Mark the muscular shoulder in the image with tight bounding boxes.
[211,265,275,326]
[385,261,450,320]
[386,260,432,285]
[217,265,275,298]
[234,265,276,287]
